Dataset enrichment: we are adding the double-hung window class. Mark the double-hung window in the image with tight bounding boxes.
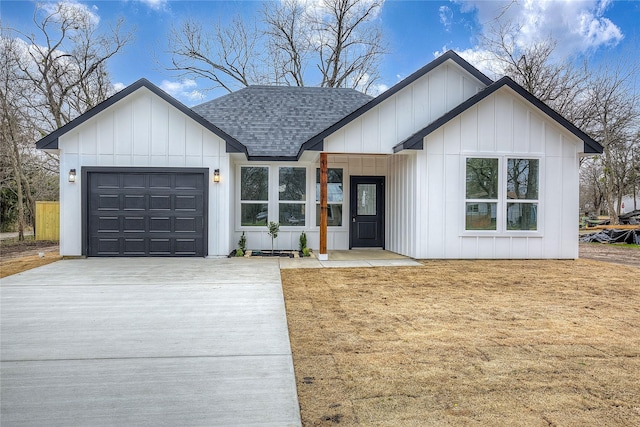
[279,167,306,226]
[240,166,268,226]
[465,157,540,232]
[506,159,539,230]
[315,168,344,227]
[465,158,499,230]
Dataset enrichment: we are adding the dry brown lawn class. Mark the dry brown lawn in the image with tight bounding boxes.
[281,259,640,426]
[0,240,60,279]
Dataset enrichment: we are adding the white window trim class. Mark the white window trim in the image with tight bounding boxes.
[236,163,314,231]
[461,155,543,237]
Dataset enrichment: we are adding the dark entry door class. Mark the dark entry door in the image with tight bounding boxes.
[350,176,384,248]
[86,168,207,257]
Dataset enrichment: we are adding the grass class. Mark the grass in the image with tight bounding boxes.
[281,259,640,426]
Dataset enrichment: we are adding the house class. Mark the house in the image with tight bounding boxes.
[36,50,602,259]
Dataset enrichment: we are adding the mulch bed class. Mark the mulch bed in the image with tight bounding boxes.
[228,249,309,258]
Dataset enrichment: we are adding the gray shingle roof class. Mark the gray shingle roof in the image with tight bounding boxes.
[192,86,372,158]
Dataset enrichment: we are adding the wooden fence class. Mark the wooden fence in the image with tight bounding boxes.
[35,201,60,241]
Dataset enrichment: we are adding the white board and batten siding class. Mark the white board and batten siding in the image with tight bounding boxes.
[414,87,581,259]
[386,152,419,257]
[324,61,486,154]
[58,87,231,257]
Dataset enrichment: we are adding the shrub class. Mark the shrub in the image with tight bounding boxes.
[238,232,247,252]
[299,231,307,251]
[235,248,244,257]
[268,221,280,253]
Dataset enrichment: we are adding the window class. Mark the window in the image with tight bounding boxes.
[240,166,268,226]
[279,167,306,226]
[465,157,539,232]
[507,159,539,230]
[315,168,343,227]
[465,158,498,230]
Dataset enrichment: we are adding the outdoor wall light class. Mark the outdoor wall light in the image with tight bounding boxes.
[213,169,220,183]
[68,169,76,183]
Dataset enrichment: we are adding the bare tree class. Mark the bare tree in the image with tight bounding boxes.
[166,16,266,93]
[481,22,640,224]
[586,60,640,223]
[15,2,133,131]
[263,0,309,86]
[0,36,37,239]
[480,22,591,126]
[164,0,386,93]
[580,157,605,216]
[311,0,385,91]
[0,2,132,238]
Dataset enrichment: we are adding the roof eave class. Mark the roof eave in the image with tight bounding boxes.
[35,78,249,157]
[394,76,603,155]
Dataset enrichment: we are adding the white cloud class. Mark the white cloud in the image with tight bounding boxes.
[434,46,504,79]
[138,0,168,11]
[293,0,384,20]
[41,1,101,27]
[439,5,453,31]
[160,79,205,103]
[369,83,388,96]
[458,0,623,56]
[113,82,126,92]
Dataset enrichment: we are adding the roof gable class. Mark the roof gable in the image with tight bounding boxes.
[394,76,603,154]
[35,79,246,154]
[297,50,494,155]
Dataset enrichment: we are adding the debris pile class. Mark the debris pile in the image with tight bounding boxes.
[580,228,640,244]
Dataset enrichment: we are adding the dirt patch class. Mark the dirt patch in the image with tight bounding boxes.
[1,239,60,278]
[282,260,639,426]
[579,242,640,268]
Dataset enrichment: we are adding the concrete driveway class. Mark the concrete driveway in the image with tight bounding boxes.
[1,258,301,426]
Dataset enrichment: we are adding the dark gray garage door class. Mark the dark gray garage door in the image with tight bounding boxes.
[86,168,208,257]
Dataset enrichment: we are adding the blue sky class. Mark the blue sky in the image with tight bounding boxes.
[1,0,639,106]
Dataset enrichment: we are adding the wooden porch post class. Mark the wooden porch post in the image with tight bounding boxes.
[319,152,328,260]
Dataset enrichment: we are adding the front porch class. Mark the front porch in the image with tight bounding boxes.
[279,249,421,269]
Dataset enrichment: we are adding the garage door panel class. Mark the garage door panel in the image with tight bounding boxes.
[122,174,145,188]
[176,239,198,255]
[98,217,120,232]
[97,195,119,210]
[123,217,145,232]
[87,169,207,257]
[175,217,197,232]
[94,173,119,188]
[123,238,146,255]
[124,195,146,210]
[149,239,171,254]
[93,238,120,255]
[150,195,171,210]
[175,174,201,189]
[175,195,197,210]
[149,174,171,189]
[149,217,171,232]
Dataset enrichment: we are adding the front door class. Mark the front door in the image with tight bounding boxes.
[350,176,384,248]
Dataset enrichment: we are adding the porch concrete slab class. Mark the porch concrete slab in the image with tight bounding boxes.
[278,250,422,269]
[319,260,376,268]
[279,258,323,269]
[1,258,301,427]
[366,259,422,267]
